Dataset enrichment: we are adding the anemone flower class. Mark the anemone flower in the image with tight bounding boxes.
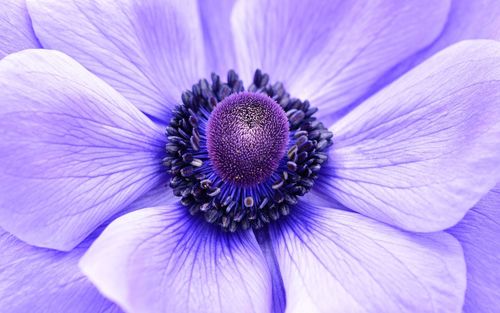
[1,1,500,313]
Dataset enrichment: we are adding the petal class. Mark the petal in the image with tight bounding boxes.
[448,185,500,313]
[422,0,500,47]
[0,228,122,313]
[270,203,465,313]
[199,0,237,74]
[120,185,177,214]
[0,49,165,251]
[80,206,272,313]
[315,40,500,232]
[0,0,40,58]
[27,0,207,121]
[0,188,173,313]
[374,1,500,93]
[231,0,450,121]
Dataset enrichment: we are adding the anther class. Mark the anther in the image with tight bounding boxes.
[244,196,254,208]
[200,179,212,189]
[208,187,221,197]
[272,179,284,190]
[287,161,297,172]
[190,159,203,167]
[190,136,200,151]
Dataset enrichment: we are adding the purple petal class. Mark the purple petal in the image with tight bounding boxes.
[270,203,465,312]
[416,0,500,58]
[448,185,500,313]
[27,0,207,121]
[315,40,500,232]
[377,0,500,90]
[0,188,178,313]
[0,0,40,58]
[0,49,165,251]
[231,0,450,123]
[428,0,500,44]
[80,206,272,313]
[0,228,122,313]
[199,0,236,75]
[119,186,177,215]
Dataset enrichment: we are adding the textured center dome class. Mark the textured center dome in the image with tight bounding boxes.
[206,92,289,187]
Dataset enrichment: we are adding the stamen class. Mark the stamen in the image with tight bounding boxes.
[164,70,333,232]
[244,196,254,208]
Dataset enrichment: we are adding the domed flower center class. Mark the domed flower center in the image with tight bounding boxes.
[207,92,289,187]
[163,70,333,232]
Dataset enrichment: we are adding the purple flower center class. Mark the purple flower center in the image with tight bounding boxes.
[163,70,333,232]
[207,92,289,187]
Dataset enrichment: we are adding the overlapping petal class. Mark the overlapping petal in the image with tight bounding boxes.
[0,0,40,58]
[27,0,207,121]
[417,0,500,62]
[198,0,236,75]
[448,185,500,313]
[0,228,122,313]
[377,0,500,90]
[0,186,182,313]
[80,206,272,313]
[315,40,500,232]
[0,49,166,251]
[270,203,465,313]
[232,0,450,123]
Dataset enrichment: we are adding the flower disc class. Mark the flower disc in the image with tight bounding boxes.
[207,92,289,187]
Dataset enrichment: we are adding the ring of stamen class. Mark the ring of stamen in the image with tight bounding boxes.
[163,70,333,232]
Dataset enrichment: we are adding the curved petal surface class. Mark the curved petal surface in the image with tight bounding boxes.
[376,0,500,90]
[199,0,237,74]
[270,204,465,313]
[0,0,40,58]
[231,0,450,121]
[80,206,272,313]
[0,49,165,251]
[0,228,122,313]
[315,40,500,232]
[27,0,207,121]
[422,0,500,48]
[448,185,500,313]
[0,187,180,313]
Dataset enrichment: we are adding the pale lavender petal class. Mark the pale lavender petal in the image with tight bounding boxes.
[424,0,500,46]
[448,185,500,313]
[80,206,272,313]
[415,0,500,58]
[0,187,177,313]
[199,0,236,74]
[376,0,500,90]
[0,0,40,58]
[231,0,450,123]
[119,185,177,215]
[315,40,500,232]
[0,49,165,251]
[0,228,122,313]
[27,0,207,121]
[270,203,465,312]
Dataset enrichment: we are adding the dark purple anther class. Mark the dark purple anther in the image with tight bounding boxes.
[207,92,289,187]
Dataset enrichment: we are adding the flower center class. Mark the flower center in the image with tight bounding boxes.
[164,70,333,232]
[207,92,289,187]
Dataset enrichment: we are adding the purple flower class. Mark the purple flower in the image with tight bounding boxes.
[1,1,500,312]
